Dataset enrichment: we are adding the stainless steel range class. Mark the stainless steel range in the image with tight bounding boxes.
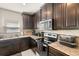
[41,32,58,56]
[43,32,58,44]
[35,32,58,56]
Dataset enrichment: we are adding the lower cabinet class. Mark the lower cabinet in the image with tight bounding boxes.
[0,37,37,56]
[19,37,37,52]
[29,37,37,48]
[0,39,20,56]
[19,37,30,51]
[48,46,69,56]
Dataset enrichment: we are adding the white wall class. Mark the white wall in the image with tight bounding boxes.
[0,9,4,33]
[0,8,23,36]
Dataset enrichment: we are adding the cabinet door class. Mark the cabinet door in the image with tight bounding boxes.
[66,4,77,29]
[33,10,41,29]
[23,15,28,29]
[46,3,54,19]
[37,10,41,22]
[40,9,42,21]
[23,14,33,29]
[19,37,30,51]
[33,14,37,29]
[36,11,40,29]
[41,4,47,20]
[0,39,20,56]
[29,37,37,48]
[26,15,30,29]
[28,16,34,29]
[76,4,79,28]
[54,3,65,29]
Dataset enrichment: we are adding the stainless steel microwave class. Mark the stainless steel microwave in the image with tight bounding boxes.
[38,19,54,30]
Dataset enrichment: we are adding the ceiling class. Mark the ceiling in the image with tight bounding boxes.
[0,3,44,14]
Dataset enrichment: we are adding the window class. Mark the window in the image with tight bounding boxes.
[5,22,20,33]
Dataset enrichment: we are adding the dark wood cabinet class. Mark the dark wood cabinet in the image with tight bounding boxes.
[0,37,37,56]
[54,3,78,29]
[33,9,41,29]
[49,46,69,56]
[19,37,30,51]
[36,11,41,28]
[76,4,79,28]
[22,14,28,29]
[28,16,34,29]
[54,3,65,29]
[65,4,77,29]
[46,3,54,19]
[37,10,41,22]
[41,4,54,20]
[22,14,34,29]
[41,4,47,20]
[33,14,37,29]
[33,3,54,29]
[33,3,79,30]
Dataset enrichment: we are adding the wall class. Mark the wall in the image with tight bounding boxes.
[0,8,23,37]
[0,9,3,33]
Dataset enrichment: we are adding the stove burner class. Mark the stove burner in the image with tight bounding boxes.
[44,40,52,44]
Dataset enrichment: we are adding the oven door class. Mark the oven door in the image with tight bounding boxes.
[35,39,48,56]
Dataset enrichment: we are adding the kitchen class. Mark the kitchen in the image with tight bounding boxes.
[0,3,79,56]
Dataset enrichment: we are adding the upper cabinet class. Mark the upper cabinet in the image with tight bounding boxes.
[33,3,79,30]
[54,3,79,29]
[76,4,79,28]
[41,3,54,20]
[22,14,34,29]
[41,4,47,20]
[46,3,54,19]
[65,4,77,29]
[36,10,41,22]
[54,3,65,29]
[33,13,38,29]
[22,14,29,29]
[33,4,54,29]
[33,9,41,29]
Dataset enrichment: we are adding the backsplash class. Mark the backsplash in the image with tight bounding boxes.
[52,30,79,37]
[23,29,33,35]
[38,30,79,37]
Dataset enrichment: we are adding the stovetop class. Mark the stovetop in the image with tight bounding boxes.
[43,40,53,44]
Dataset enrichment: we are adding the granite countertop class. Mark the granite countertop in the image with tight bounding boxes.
[30,35,43,40]
[48,42,79,56]
[0,35,42,41]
